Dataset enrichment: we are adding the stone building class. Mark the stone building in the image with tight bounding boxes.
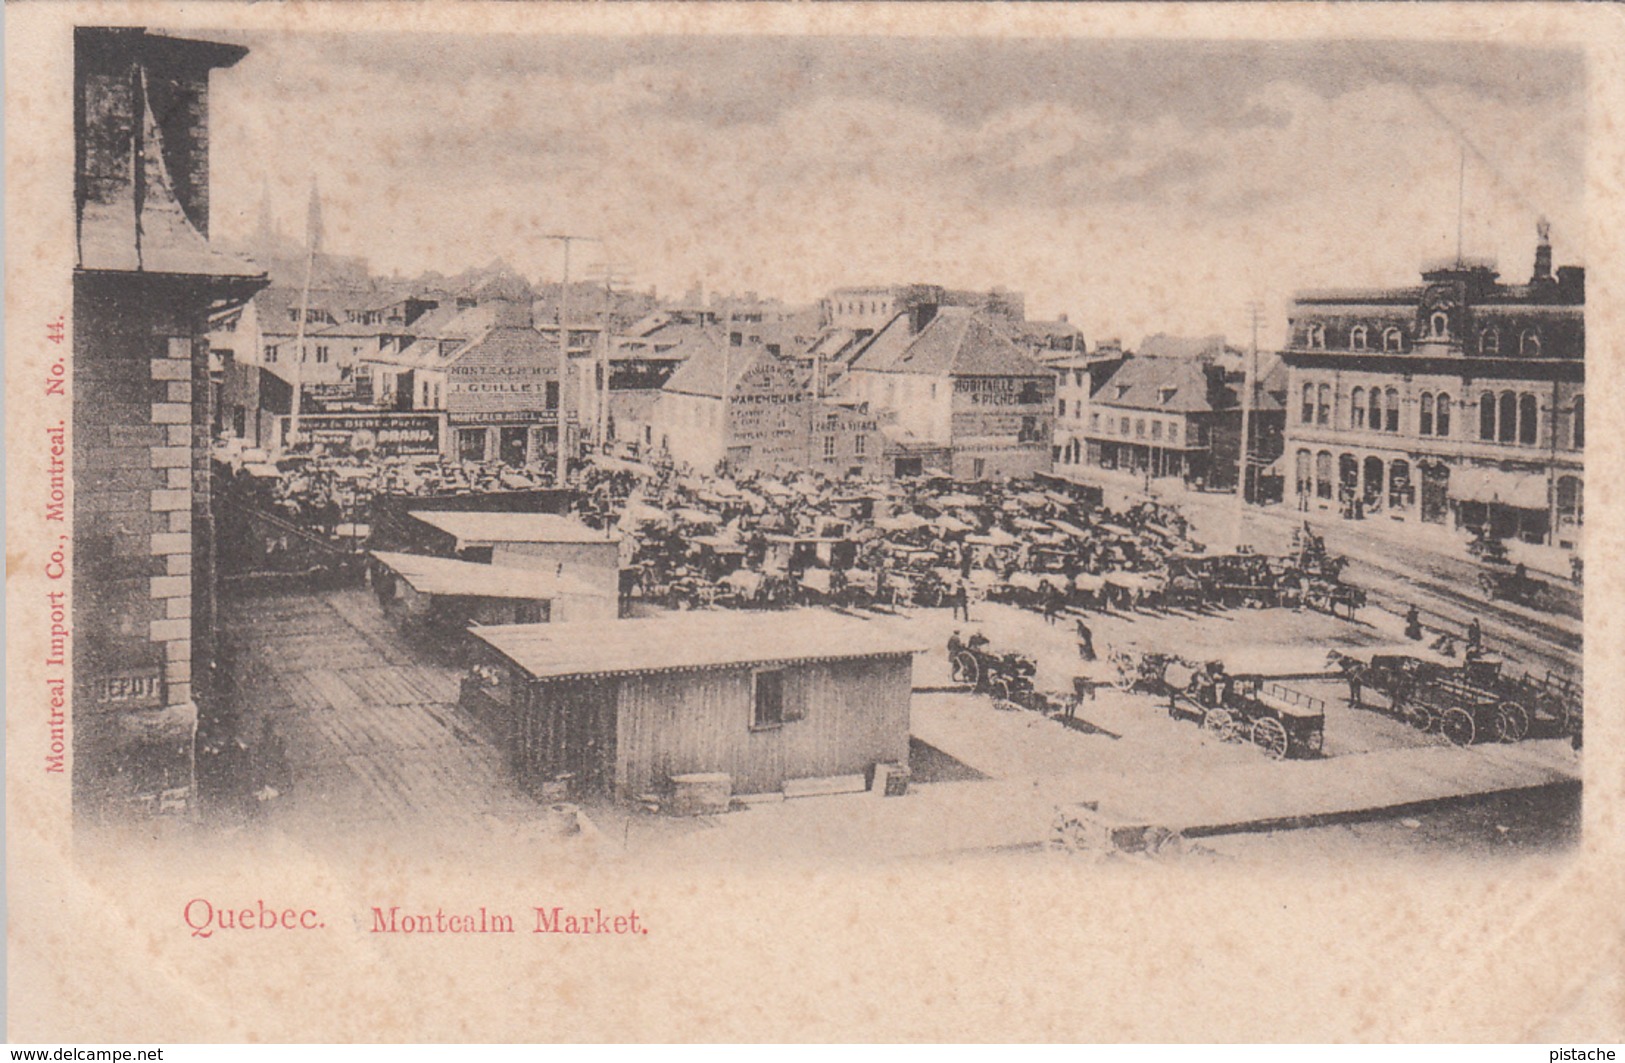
[840,305,1054,480]
[73,28,267,816]
[1281,225,1583,547]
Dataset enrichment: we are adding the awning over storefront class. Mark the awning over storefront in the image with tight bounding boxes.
[1447,467,1548,509]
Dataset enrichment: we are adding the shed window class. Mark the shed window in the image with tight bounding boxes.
[753,669,786,728]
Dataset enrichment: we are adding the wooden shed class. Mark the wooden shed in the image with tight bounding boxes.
[464,609,920,799]
[369,550,617,629]
[406,510,624,604]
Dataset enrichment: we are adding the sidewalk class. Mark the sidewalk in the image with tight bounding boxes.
[1062,463,1579,584]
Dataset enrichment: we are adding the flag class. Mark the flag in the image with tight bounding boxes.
[305,178,324,254]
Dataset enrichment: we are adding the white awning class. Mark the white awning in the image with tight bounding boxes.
[1447,467,1548,509]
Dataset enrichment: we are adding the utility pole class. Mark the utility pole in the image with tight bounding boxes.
[1455,146,1467,266]
[590,261,632,453]
[542,233,598,485]
[1238,301,1264,511]
[288,178,322,453]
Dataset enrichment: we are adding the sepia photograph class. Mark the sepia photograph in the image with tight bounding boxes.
[8,1,1620,1045]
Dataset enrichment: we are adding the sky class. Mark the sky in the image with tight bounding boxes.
[204,32,1585,345]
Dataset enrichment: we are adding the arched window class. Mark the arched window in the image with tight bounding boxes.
[1295,449,1311,494]
[1339,454,1360,501]
[1436,392,1451,437]
[1351,387,1366,428]
[1498,391,1517,443]
[1315,450,1333,499]
[1317,384,1330,425]
[1573,395,1584,449]
[1301,383,1314,425]
[1369,387,1383,430]
[1384,327,1403,352]
[1385,387,1399,432]
[1419,393,1434,436]
[1521,329,1541,357]
[1519,393,1537,445]
[1307,324,1326,349]
[1350,325,1368,351]
[1479,393,1496,441]
[1480,328,1500,356]
[1389,459,1412,510]
[1430,311,1449,339]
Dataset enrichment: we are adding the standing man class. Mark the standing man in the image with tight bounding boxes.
[1075,617,1096,661]
[952,577,970,622]
[1466,616,1483,657]
[1404,604,1423,641]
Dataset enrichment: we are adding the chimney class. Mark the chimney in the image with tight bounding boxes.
[1531,217,1554,285]
[1556,266,1584,304]
[909,302,938,334]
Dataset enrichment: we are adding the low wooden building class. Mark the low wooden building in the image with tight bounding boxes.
[464,610,920,799]
[406,510,623,602]
[369,550,615,630]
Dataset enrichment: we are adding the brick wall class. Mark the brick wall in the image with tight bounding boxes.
[73,278,210,813]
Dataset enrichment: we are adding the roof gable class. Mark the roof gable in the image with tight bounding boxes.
[849,307,1048,378]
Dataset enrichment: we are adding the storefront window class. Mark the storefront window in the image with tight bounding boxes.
[458,428,486,462]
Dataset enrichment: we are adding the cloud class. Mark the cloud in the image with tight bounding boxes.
[205,32,1584,340]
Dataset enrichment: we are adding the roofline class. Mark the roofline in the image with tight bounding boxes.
[474,642,922,684]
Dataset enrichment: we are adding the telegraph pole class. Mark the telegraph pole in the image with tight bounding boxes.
[1237,301,1264,505]
[542,233,598,485]
[590,261,632,452]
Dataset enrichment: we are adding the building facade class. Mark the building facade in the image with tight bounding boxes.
[1280,227,1583,547]
[842,306,1054,480]
[73,28,268,816]
[1082,356,1239,488]
[647,340,883,478]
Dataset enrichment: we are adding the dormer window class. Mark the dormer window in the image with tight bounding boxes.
[1383,327,1404,353]
[1479,328,1500,356]
[1350,326,1368,351]
[1429,311,1450,339]
[1117,385,1131,400]
[1159,387,1177,405]
[1307,324,1326,349]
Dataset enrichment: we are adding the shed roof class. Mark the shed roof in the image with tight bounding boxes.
[473,608,923,681]
[371,550,603,600]
[408,510,618,547]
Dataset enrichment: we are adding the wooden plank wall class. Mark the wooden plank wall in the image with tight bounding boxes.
[613,655,912,797]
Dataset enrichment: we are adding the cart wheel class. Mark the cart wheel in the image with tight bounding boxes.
[1441,707,1476,747]
[1251,716,1289,760]
[1202,707,1239,742]
[954,652,980,688]
[990,677,1017,710]
[1405,703,1437,732]
[1495,702,1531,743]
[1111,654,1137,692]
